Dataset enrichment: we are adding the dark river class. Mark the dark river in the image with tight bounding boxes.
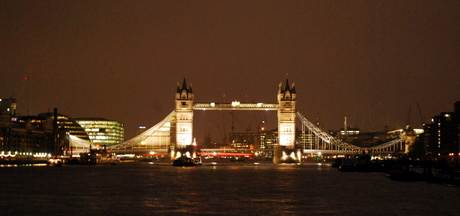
[1,162,459,215]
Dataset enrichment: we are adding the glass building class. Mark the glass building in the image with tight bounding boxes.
[75,118,124,146]
[37,113,91,141]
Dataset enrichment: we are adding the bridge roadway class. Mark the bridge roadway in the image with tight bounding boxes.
[110,148,369,155]
[193,102,279,111]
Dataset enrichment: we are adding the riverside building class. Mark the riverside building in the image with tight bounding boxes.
[75,118,124,146]
[423,101,460,156]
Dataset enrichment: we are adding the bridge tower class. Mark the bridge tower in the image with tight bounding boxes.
[403,125,416,153]
[274,79,301,164]
[173,79,196,159]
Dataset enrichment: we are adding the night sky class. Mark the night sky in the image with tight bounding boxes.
[1,1,459,142]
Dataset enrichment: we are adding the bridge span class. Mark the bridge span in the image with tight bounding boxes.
[68,79,414,163]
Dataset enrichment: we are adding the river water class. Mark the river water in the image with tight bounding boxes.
[1,162,459,215]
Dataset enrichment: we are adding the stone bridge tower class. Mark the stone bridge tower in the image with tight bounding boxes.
[274,79,301,164]
[174,79,195,158]
[277,79,297,148]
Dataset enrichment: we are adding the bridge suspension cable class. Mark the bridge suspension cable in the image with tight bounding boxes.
[108,111,175,151]
[297,112,408,154]
[366,137,406,153]
[297,112,362,153]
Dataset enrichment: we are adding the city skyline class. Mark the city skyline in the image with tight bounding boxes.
[1,1,459,139]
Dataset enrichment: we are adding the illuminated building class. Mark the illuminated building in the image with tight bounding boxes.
[274,80,300,164]
[338,128,360,136]
[423,101,460,156]
[298,132,313,149]
[37,113,90,141]
[75,118,124,146]
[9,115,53,152]
[334,127,420,148]
[1,100,89,154]
[277,80,296,148]
[2,111,89,154]
[229,132,257,148]
[258,130,278,149]
[175,79,194,148]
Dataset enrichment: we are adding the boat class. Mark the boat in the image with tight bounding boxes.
[172,156,198,166]
[80,148,119,165]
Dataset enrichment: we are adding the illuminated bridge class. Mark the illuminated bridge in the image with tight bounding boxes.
[69,79,415,161]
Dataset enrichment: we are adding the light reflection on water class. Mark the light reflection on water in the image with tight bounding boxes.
[0,162,459,215]
[0,163,48,167]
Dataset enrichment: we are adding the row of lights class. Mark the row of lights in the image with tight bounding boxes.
[0,151,51,158]
[209,101,266,108]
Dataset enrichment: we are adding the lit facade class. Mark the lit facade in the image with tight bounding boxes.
[258,130,278,149]
[2,111,89,154]
[298,132,314,149]
[37,113,90,141]
[75,118,124,146]
[338,128,360,136]
[175,79,194,148]
[277,80,296,148]
[423,101,460,156]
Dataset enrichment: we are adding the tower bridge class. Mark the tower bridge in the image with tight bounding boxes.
[69,79,414,163]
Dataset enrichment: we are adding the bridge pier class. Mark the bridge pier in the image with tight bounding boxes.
[171,145,198,161]
[273,146,302,164]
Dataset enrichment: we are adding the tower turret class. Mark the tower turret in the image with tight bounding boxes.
[176,78,194,101]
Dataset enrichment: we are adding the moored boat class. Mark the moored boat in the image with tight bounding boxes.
[173,156,198,166]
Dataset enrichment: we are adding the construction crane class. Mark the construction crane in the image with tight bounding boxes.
[416,102,426,125]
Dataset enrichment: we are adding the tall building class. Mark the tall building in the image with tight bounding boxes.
[423,101,460,156]
[75,118,124,146]
[0,98,17,148]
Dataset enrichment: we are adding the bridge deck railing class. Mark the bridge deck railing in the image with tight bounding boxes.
[193,102,279,110]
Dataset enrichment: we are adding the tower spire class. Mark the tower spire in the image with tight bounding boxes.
[182,78,187,91]
[285,79,291,92]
